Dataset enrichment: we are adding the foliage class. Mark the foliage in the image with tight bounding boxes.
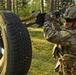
[27,27,57,75]
[0,0,75,18]
[18,0,41,18]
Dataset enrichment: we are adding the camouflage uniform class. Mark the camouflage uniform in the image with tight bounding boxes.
[43,6,76,75]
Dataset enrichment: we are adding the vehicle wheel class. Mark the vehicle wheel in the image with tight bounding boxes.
[0,11,32,75]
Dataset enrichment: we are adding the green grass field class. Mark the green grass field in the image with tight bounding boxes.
[27,27,57,75]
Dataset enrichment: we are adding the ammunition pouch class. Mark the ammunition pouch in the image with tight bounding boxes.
[55,54,76,75]
[62,54,76,75]
[52,45,76,75]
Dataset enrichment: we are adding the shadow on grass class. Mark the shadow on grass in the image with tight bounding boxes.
[27,27,57,75]
[28,27,44,40]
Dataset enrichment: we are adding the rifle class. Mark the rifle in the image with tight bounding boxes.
[22,7,66,27]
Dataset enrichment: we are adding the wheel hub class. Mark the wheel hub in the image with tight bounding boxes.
[0,48,4,59]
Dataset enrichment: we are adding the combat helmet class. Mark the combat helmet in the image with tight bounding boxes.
[64,4,76,22]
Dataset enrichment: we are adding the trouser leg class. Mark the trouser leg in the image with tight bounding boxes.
[63,65,71,75]
[54,58,63,75]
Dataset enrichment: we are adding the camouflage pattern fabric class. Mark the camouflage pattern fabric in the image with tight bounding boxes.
[43,13,76,75]
[64,5,76,19]
[44,20,76,50]
[62,54,76,75]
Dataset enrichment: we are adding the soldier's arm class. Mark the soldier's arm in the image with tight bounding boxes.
[43,20,74,46]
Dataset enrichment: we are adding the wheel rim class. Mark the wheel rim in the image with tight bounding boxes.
[0,28,4,72]
[0,48,4,59]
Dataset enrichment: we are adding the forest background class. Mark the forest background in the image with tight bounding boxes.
[0,0,75,18]
[0,0,75,75]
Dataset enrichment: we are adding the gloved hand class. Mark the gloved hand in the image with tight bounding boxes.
[52,44,60,58]
[44,13,52,21]
[52,11,60,19]
[35,12,46,27]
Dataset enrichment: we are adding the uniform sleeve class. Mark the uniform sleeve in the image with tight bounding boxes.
[43,21,74,46]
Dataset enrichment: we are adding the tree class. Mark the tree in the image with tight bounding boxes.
[41,0,44,12]
[50,0,54,12]
[49,0,75,12]
[7,0,11,11]
[12,0,18,14]
[45,0,51,12]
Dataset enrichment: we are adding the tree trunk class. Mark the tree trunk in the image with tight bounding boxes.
[54,0,57,10]
[50,0,55,12]
[16,0,18,14]
[41,0,44,13]
[12,0,15,12]
[7,0,11,11]
[46,0,51,12]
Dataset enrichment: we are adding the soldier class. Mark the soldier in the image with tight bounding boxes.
[43,5,76,75]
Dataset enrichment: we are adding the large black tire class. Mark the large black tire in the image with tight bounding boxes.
[0,11,32,75]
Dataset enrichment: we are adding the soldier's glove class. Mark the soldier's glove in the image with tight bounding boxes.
[44,13,52,21]
[52,44,60,58]
[52,11,60,19]
[45,12,62,24]
[35,13,46,27]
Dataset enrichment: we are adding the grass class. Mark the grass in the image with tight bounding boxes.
[27,27,57,75]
